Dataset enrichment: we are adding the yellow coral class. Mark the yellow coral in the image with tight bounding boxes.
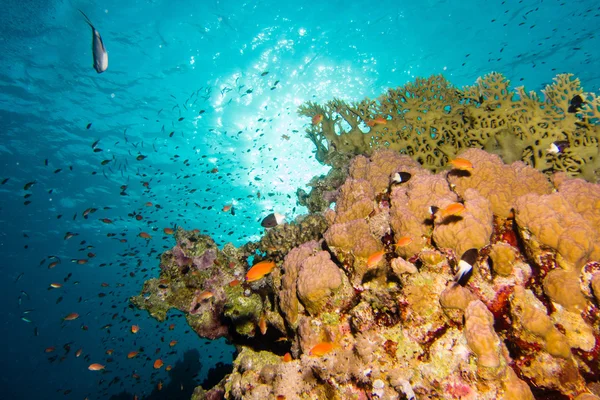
[464,300,504,379]
[510,286,572,359]
[489,242,518,277]
[543,269,587,312]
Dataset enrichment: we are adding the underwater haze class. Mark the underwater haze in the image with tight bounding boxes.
[1,0,599,399]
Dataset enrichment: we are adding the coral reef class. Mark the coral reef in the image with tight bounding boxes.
[298,72,600,182]
[134,73,600,400]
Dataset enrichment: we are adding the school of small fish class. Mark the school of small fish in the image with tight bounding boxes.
[3,1,599,399]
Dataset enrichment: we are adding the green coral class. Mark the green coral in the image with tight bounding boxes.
[299,72,600,181]
[223,292,263,336]
[258,213,328,259]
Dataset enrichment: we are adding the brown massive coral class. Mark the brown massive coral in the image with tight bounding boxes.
[299,72,600,182]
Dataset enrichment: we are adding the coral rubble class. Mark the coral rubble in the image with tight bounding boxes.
[134,73,600,400]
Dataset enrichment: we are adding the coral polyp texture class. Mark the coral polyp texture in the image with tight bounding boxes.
[298,72,600,182]
[134,75,600,400]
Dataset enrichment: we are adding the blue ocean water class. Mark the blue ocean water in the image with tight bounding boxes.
[0,0,598,399]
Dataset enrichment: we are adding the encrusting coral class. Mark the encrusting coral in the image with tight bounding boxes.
[133,72,600,400]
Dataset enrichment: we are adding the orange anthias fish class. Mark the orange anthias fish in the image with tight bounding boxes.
[169,340,178,347]
[131,325,140,334]
[258,314,267,335]
[440,203,465,218]
[138,232,151,239]
[49,283,62,289]
[309,342,337,357]
[366,116,387,127]
[246,260,276,282]
[127,351,138,359]
[448,158,474,170]
[282,352,292,362]
[163,228,174,235]
[153,359,164,369]
[367,250,386,268]
[222,204,232,212]
[197,291,214,301]
[395,236,413,248]
[63,312,79,321]
[88,363,105,371]
[311,113,324,125]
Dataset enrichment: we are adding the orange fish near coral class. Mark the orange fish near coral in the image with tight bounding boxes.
[448,158,474,170]
[246,260,276,282]
[88,363,105,371]
[153,359,164,369]
[131,325,140,334]
[127,351,138,359]
[311,113,324,125]
[258,314,267,335]
[169,340,178,347]
[163,228,174,235]
[282,352,292,362]
[366,116,387,127]
[367,250,386,268]
[197,291,214,301]
[440,203,465,219]
[395,236,412,248]
[309,342,337,356]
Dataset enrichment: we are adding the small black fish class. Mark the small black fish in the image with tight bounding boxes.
[24,181,36,190]
[454,248,478,286]
[78,10,108,73]
[1,178,9,185]
[86,122,92,129]
[547,140,570,155]
[391,172,412,185]
[260,212,285,228]
[567,94,584,113]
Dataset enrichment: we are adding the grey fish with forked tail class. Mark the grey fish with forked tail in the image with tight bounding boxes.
[78,9,108,73]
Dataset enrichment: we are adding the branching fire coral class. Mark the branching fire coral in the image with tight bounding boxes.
[299,72,600,182]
